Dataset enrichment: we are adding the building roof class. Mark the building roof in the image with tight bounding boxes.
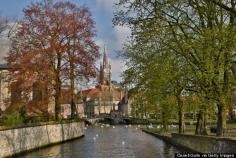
[81,85,125,102]
[81,88,101,99]
[61,87,83,104]
[0,64,9,70]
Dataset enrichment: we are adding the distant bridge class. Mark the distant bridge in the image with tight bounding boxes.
[102,116,133,125]
[84,116,143,125]
[84,118,101,125]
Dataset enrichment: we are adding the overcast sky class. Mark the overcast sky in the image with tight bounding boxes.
[0,0,130,82]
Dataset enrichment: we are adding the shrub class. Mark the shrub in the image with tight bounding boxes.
[3,111,24,126]
[25,116,48,123]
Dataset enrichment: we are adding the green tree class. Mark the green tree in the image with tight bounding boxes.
[114,0,236,136]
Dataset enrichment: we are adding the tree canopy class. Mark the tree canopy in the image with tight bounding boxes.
[114,0,236,136]
[6,1,99,120]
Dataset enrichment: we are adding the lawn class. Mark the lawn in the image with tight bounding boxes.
[145,123,236,139]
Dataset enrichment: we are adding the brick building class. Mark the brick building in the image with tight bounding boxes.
[82,49,130,117]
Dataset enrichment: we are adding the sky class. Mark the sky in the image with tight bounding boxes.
[0,0,131,82]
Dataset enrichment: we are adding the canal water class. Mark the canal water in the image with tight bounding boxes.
[17,125,184,158]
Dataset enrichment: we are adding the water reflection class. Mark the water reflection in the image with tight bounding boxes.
[17,125,184,158]
[163,144,177,158]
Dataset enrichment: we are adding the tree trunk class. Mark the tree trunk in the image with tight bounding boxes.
[177,95,184,133]
[195,110,202,135]
[161,110,168,132]
[70,60,77,119]
[104,102,106,114]
[55,72,61,120]
[202,108,208,135]
[195,108,208,135]
[216,103,226,136]
[99,97,101,115]
[54,53,62,121]
[217,67,228,136]
[70,80,76,119]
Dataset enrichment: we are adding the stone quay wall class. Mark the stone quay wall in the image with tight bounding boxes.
[0,121,84,158]
[143,129,236,153]
[171,133,236,153]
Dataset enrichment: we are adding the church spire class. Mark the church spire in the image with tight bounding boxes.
[103,45,108,67]
[98,45,112,86]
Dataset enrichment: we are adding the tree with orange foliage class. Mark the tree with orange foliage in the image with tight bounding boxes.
[63,7,99,118]
[6,1,99,120]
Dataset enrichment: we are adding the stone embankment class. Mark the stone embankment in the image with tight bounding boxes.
[0,121,84,158]
[143,129,236,153]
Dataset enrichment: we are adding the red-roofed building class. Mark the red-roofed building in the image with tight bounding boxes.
[59,85,85,119]
[81,49,130,117]
[0,47,130,119]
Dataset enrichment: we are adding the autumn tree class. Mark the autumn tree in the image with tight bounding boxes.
[61,4,98,119]
[6,1,99,120]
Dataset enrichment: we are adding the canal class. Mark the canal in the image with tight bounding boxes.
[17,125,184,158]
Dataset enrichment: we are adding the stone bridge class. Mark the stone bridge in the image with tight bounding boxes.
[84,116,150,125]
[102,116,133,125]
[84,118,101,125]
[84,116,133,125]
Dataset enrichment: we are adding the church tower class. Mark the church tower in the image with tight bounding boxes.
[99,47,111,86]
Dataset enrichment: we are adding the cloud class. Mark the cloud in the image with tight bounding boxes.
[94,48,125,82]
[0,22,19,63]
[109,58,125,82]
[114,25,131,49]
[95,38,106,51]
[112,26,131,82]
[94,0,131,82]
[95,26,130,82]
[95,0,118,13]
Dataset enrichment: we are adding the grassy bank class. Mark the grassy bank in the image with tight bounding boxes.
[143,123,236,139]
